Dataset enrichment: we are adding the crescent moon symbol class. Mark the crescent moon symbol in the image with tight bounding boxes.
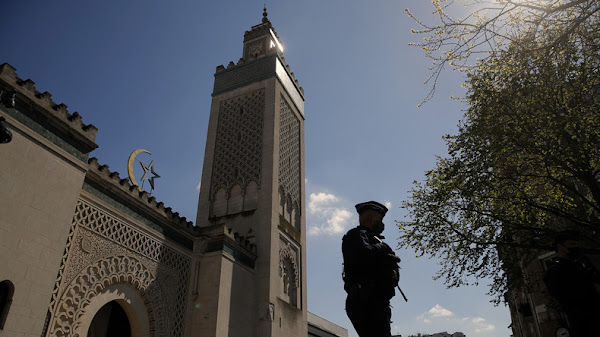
[128,149,151,191]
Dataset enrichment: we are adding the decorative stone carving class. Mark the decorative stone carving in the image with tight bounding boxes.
[246,39,265,59]
[279,238,300,307]
[278,95,301,224]
[211,89,264,204]
[47,255,159,337]
[80,234,92,253]
[213,57,273,93]
[44,199,191,337]
[260,301,275,322]
[279,241,299,288]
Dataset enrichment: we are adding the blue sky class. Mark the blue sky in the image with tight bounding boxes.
[2,1,511,336]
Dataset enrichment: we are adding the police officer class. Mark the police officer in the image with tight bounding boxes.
[544,230,600,337]
[342,201,401,337]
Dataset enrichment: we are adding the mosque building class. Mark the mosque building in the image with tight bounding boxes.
[0,9,347,337]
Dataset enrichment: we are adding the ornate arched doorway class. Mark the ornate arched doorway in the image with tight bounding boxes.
[87,301,131,337]
[73,282,152,337]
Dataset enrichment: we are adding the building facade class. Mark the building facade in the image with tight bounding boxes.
[505,251,570,337]
[504,238,600,336]
[307,313,347,337]
[0,10,341,337]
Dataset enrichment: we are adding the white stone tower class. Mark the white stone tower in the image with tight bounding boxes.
[192,8,307,337]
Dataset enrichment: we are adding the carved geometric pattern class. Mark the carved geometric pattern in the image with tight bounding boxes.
[211,89,264,196]
[74,200,190,272]
[47,255,162,337]
[279,236,300,307]
[42,214,78,337]
[279,246,299,288]
[279,241,299,288]
[278,95,301,212]
[245,38,266,59]
[45,199,191,337]
[213,57,274,93]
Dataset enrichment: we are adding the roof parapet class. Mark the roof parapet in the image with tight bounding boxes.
[214,55,304,98]
[197,223,257,255]
[87,157,198,236]
[0,62,98,150]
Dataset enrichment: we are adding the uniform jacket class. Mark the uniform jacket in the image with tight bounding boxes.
[342,225,399,300]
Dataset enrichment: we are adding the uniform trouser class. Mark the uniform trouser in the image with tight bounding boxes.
[346,293,392,337]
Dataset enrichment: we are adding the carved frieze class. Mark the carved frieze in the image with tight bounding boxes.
[44,198,191,337]
[278,95,301,217]
[245,38,266,59]
[279,236,300,307]
[213,57,274,94]
[211,89,264,197]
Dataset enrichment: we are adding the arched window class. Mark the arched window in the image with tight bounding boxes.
[279,243,299,308]
[0,280,14,329]
[281,258,298,307]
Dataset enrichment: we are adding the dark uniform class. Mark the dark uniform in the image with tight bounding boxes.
[342,201,400,337]
[544,256,600,337]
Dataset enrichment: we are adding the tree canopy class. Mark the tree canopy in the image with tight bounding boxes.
[400,1,600,303]
[407,0,600,104]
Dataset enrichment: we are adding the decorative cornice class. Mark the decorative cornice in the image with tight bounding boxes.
[214,54,304,99]
[244,21,274,42]
[197,223,257,268]
[279,56,305,97]
[86,157,198,238]
[198,223,257,255]
[0,62,98,153]
[279,215,301,243]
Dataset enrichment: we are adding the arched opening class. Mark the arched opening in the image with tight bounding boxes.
[281,258,298,307]
[278,186,285,216]
[87,300,131,337]
[0,280,14,329]
[212,188,227,217]
[75,283,150,337]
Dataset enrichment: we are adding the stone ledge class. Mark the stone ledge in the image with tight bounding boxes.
[0,62,98,153]
[215,55,304,98]
[197,223,257,269]
[86,157,197,238]
[197,223,257,255]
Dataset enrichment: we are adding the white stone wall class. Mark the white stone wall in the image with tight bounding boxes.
[0,114,87,337]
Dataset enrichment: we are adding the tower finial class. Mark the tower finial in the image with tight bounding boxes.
[262,4,269,23]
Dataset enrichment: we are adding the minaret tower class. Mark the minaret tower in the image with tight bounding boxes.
[192,8,307,337]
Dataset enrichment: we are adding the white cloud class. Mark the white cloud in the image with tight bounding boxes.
[308,192,338,215]
[309,208,353,236]
[417,306,496,335]
[384,201,392,209]
[471,317,495,333]
[428,304,454,318]
[416,313,432,324]
[307,192,353,236]
[196,181,201,192]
